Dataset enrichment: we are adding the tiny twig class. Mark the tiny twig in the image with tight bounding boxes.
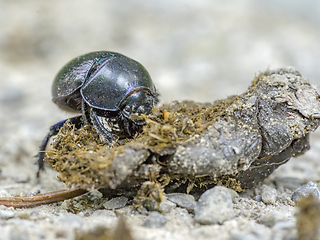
[0,188,88,208]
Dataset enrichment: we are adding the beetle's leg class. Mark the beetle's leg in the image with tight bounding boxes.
[81,99,90,125]
[123,118,132,136]
[89,108,115,144]
[37,116,83,178]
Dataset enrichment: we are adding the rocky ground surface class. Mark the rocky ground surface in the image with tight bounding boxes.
[1,1,320,240]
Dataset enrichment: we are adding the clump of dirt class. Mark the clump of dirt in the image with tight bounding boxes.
[46,123,113,189]
[45,67,320,195]
[46,96,242,191]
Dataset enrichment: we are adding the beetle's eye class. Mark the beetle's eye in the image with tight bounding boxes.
[124,105,131,113]
[137,105,145,113]
[122,105,132,118]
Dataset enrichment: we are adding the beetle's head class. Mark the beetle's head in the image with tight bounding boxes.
[121,91,156,125]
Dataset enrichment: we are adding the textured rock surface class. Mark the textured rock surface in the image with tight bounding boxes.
[166,193,196,211]
[261,185,278,205]
[159,200,176,214]
[292,181,320,202]
[103,196,128,210]
[194,186,235,224]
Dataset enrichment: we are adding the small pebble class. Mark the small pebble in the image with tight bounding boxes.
[0,210,16,220]
[261,186,277,205]
[90,210,116,218]
[141,198,158,212]
[258,210,288,227]
[87,190,103,200]
[136,205,149,215]
[0,189,11,198]
[103,196,128,210]
[16,210,31,219]
[194,186,235,225]
[159,200,176,214]
[114,206,137,216]
[27,190,41,197]
[166,193,196,211]
[254,195,262,202]
[292,181,320,202]
[227,189,240,203]
[142,211,167,228]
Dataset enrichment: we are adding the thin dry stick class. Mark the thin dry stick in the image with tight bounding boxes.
[0,188,88,208]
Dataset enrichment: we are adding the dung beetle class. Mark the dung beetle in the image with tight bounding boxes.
[37,51,158,176]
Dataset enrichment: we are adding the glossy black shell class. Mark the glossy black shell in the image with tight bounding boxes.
[52,51,157,112]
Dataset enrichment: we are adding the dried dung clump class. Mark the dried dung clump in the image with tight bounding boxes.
[46,67,320,195]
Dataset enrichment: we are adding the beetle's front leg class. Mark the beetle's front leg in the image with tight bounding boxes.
[81,99,90,125]
[123,117,132,136]
[89,108,116,144]
[37,116,83,177]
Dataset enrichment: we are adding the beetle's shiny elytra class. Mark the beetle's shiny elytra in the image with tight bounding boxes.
[37,51,159,176]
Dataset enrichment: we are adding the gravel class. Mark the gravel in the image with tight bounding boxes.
[103,196,129,210]
[194,186,235,225]
[166,193,196,211]
[261,185,278,205]
[159,201,176,214]
[291,181,320,202]
[142,211,167,228]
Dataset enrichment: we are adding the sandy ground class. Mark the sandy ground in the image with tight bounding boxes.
[1,1,320,239]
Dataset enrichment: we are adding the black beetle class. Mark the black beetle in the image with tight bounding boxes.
[37,51,158,176]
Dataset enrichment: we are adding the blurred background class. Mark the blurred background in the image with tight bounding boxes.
[0,0,320,187]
